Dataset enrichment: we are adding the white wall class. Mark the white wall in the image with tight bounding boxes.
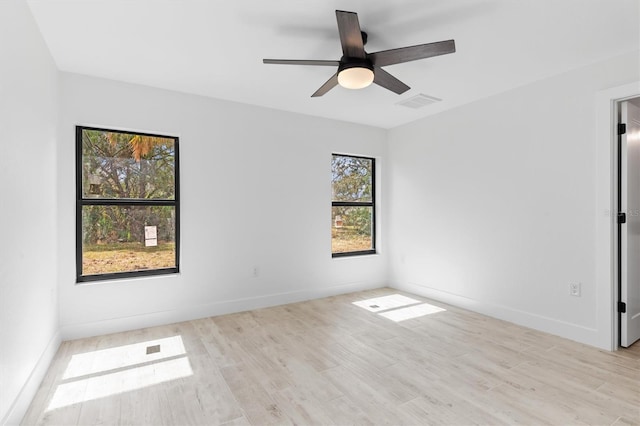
[0,1,60,424]
[57,73,388,339]
[387,51,640,348]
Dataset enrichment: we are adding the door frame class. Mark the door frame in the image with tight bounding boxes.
[595,81,640,350]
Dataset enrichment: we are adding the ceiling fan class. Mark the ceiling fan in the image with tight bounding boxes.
[263,10,456,97]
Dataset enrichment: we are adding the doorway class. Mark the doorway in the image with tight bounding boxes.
[594,82,640,351]
[616,97,640,348]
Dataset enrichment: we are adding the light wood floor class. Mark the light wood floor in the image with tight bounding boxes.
[23,288,640,425]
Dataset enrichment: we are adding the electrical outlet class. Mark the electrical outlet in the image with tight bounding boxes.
[569,283,581,297]
[252,266,259,277]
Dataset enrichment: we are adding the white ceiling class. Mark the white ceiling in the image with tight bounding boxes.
[27,0,639,129]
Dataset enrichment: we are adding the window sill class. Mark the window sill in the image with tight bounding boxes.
[332,250,377,258]
[76,267,179,284]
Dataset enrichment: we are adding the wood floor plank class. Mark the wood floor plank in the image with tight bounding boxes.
[21,288,640,425]
[321,365,418,425]
[316,396,375,426]
[181,354,244,424]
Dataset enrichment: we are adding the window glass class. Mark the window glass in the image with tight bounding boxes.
[331,206,373,253]
[331,154,375,257]
[77,127,179,282]
[81,130,175,199]
[331,155,373,202]
[81,205,176,275]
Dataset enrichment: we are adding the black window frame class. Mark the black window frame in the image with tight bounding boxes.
[331,153,376,258]
[75,125,180,283]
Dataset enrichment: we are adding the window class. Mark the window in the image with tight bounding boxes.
[76,126,179,282]
[331,154,376,257]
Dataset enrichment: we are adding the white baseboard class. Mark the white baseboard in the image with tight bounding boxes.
[392,281,604,349]
[61,281,385,341]
[1,331,61,426]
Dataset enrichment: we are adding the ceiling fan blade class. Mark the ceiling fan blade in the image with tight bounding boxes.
[311,73,339,97]
[373,67,410,94]
[369,40,456,67]
[263,59,340,66]
[335,10,366,59]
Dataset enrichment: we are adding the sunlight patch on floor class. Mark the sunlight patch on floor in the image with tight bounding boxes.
[48,336,192,411]
[48,357,193,410]
[352,294,422,312]
[378,303,446,322]
[353,294,446,322]
[63,335,186,380]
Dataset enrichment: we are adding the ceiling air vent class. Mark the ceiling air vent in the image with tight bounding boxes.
[396,94,442,109]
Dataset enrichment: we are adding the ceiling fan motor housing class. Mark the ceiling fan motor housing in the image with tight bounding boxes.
[338,57,373,74]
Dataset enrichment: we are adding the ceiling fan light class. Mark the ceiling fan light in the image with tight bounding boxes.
[338,66,374,89]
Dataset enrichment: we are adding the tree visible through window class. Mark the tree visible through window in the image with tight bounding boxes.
[76,126,179,282]
[331,154,375,256]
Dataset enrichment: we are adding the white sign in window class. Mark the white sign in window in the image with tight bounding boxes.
[145,226,158,247]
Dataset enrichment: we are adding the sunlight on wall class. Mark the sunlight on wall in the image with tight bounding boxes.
[48,336,192,411]
[353,294,446,322]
